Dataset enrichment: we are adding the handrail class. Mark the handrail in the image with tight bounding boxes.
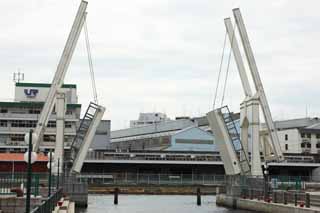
[31,188,63,213]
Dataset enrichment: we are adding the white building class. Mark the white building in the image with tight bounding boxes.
[262,117,320,154]
[130,112,170,128]
[0,82,81,152]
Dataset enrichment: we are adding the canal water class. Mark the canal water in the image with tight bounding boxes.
[77,194,251,213]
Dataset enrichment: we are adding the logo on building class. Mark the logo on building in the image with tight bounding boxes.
[24,89,39,98]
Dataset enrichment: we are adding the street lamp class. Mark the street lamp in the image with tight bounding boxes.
[24,130,38,213]
[47,151,55,197]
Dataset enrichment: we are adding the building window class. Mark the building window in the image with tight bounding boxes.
[301,133,305,138]
[11,120,37,128]
[301,143,305,148]
[307,133,311,139]
[317,134,320,139]
[0,120,7,127]
[43,135,56,142]
[307,143,311,148]
[285,134,288,141]
[28,108,41,114]
[316,143,320,149]
[65,122,72,128]
[10,134,24,142]
[0,109,8,113]
[66,110,73,115]
[285,144,288,150]
[47,121,56,128]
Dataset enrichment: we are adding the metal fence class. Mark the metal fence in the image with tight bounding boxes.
[0,172,40,196]
[78,172,226,186]
[225,175,319,208]
[31,188,63,213]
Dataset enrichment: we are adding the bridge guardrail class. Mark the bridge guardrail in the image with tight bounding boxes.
[79,172,227,186]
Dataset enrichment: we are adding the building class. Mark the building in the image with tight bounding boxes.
[91,120,111,150]
[112,112,320,156]
[111,118,215,152]
[262,117,320,154]
[130,112,170,128]
[0,82,110,153]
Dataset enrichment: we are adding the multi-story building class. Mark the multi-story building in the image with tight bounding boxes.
[265,117,320,154]
[0,82,110,153]
[0,82,81,153]
[130,112,170,128]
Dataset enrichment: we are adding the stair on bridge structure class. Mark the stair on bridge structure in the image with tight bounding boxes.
[219,106,251,175]
[65,102,104,173]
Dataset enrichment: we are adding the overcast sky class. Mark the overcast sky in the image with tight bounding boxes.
[1,0,320,130]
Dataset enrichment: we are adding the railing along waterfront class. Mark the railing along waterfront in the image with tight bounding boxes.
[31,188,63,213]
[78,173,319,187]
[225,175,320,208]
[79,173,226,186]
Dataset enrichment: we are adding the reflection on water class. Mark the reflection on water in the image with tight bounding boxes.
[77,194,251,213]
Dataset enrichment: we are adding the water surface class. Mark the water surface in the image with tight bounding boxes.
[78,194,251,213]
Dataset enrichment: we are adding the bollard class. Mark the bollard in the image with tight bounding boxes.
[306,193,310,208]
[197,188,201,206]
[114,188,119,205]
[283,192,287,205]
[216,187,220,195]
[294,193,298,206]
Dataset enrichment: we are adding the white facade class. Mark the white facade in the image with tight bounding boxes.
[0,82,81,152]
[277,129,302,154]
[130,112,170,128]
[15,82,78,104]
[262,118,320,154]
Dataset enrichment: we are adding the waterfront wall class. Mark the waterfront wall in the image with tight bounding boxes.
[216,194,320,213]
[89,185,224,195]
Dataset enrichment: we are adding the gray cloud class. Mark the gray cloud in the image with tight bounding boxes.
[1,0,320,130]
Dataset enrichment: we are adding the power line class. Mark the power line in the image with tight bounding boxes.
[84,16,98,104]
[212,31,227,109]
[221,21,236,107]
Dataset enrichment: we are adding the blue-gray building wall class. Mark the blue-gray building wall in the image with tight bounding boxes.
[166,127,216,152]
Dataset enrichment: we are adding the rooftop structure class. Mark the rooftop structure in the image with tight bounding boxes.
[130,112,170,128]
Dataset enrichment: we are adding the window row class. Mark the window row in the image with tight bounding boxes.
[300,133,320,139]
[0,120,74,128]
[284,142,320,150]
[0,107,75,113]
[10,134,75,142]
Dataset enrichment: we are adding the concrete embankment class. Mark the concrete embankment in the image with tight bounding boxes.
[89,185,224,195]
[216,194,320,213]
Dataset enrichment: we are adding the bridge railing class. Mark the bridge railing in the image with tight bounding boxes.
[78,172,226,186]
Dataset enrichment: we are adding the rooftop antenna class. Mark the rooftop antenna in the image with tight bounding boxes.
[13,70,24,83]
